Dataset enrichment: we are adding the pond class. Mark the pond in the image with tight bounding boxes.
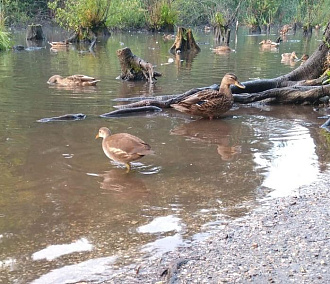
[0,26,329,283]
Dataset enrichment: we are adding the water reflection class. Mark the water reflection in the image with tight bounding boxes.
[174,50,199,70]
[171,119,242,161]
[1,28,329,283]
[97,169,149,197]
[32,237,93,261]
[255,123,319,198]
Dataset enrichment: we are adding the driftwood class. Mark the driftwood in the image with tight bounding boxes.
[100,106,162,117]
[116,47,161,83]
[170,27,201,54]
[37,113,86,122]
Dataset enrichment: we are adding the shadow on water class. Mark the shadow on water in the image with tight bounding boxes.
[0,27,329,283]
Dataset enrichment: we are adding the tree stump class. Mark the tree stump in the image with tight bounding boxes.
[26,24,44,40]
[170,27,201,54]
[214,26,231,45]
[116,47,162,83]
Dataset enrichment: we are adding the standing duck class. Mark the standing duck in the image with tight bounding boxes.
[171,73,245,120]
[47,74,100,86]
[96,127,154,172]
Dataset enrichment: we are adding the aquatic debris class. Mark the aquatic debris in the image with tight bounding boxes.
[37,113,86,122]
[100,106,162,117]
[320,116,330,132]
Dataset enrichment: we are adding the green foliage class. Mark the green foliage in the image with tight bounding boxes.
[145,0,177,31]
[3,0,49,26]
[0,1,11,51]
[0,29,10,51]
[1,0,330,31]
[243,0,281,26]
[106,0,145,30]
[211,12,225,27]
[48,0,110,33]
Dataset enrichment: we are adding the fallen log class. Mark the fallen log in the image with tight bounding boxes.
[37,113,86,122]
[114,84,219,109]
[100,106,162,117]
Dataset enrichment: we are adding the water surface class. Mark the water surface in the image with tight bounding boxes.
[0,26,329,283]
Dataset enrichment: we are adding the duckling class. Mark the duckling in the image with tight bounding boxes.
[47,74,100,86]
[211,45,232,53]
[171,73,245,120]
[163,34,175,41]
[280,24,291,35]
[96,127,154,172]
[281,51,298,61]
[300,54,309,62]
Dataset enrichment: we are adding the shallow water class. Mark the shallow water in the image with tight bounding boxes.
[0,26,329,283]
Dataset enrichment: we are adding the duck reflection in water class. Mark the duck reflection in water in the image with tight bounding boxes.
[98,169,149,198]
[171,119,242,161]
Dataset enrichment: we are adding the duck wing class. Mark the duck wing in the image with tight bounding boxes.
[70,74,97,81]
[106,133,153,156]
[179,89,221,106]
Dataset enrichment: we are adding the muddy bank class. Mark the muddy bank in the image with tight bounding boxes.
[107,172,330,283]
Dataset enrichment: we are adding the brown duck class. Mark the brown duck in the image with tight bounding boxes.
[47,74,100,86]
[281,51,298,61]
[95,127,154,172]
[211,45,232,53]
[171,73,245,120]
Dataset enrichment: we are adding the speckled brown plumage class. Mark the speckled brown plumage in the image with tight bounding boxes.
[171,73,245,120]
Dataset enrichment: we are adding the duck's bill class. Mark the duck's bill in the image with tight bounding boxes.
[235,81,246,89]
[95,134,99,139]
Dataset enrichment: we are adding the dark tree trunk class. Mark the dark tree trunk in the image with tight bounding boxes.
[116,47,162,83]
[26,24,44,40]
[249,25,261,34]
[170,27,201,54]
[214,26,231,45]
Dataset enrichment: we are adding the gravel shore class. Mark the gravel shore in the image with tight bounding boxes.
[107,172,330,283]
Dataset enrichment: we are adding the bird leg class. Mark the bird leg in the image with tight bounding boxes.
[125,163,131,173]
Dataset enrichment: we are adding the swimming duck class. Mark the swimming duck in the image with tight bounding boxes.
[211,45,232,53]
[281,51,298,61]
[95,127,154,172]
[163,34,175,41]
[47,74,100,86]
[259,39,280,48]
[48,41,70,47]
[171,73,245,120]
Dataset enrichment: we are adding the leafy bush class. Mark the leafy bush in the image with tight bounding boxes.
[106,0,145,30]
[145,0,177,31]
[0,2,10,51]
[48,0,110,33]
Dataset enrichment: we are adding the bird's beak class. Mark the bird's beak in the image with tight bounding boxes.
[235,81,245,89]
[95,134,99,139]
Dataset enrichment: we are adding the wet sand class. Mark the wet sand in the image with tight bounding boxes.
[107,171,330,283]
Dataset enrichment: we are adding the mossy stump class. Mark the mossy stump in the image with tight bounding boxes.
[170,27,201,54]
[26,24,44,40]
[116,47,162,83]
